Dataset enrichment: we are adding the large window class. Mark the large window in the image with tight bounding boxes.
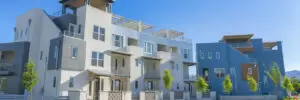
[214,68,225,78]
[144,42,154,54]
[183,48,189,59]
[91,52,104,67]
[93,25,105,41]
[54,46,59,68]
[112,34,124,48]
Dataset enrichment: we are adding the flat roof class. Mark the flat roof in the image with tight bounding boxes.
[263,42,277,48]
[152,29,184,39]
[222,34,254,41]
[112,14,154,32]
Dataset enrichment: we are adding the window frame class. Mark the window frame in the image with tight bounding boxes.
[91,52,104,67]
[144,42,154,54]
[53,77,57,88]
[72,46,78,59]
[183,48,189,59]
[93,25,105,41]
[208,52,213,59]
[214,68,225,78]
[69,77,74,88]
[112,34,124,48]
[216,52,220,59]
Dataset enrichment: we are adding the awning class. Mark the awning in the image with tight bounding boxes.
[87,69,112,77]
[222,34,254,41]
[108,50,132,56]
[142,55,161,61]
[263,42,277,48]
[183,61,197,66]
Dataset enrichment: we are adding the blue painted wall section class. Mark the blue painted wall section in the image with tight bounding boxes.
[196,35,286,98]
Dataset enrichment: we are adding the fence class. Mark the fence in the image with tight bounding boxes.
[0,94,27,100]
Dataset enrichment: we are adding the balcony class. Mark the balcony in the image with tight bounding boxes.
[229,42,254,53]
[109,47,131,56]
[111,69,130,77]
[143,52,161,60]
[0,61,14,76]
[60,30,84,40]
[144,70,161,79]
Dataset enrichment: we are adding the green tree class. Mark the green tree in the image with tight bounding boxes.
[247,75,258,92]
[0,77,6,93]
[265,62,282,100]
[282,76,294,95]
[163,69,174,90]
[291,76,300,93]
[223,75,233,94]
[194,77,208,92]
[22,59,38,100]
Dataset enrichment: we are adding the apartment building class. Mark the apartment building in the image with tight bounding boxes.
[10,0,196,99]
[196,34,286,98]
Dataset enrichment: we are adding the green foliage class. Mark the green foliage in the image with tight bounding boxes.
[0,78,6,91]
[247,75,258,92]
[265,62,282,87]
[291,76,300,93]
[163,69,173,90]
[282,96,296,100]
[282,76,294,93]
[22,59,38,92]
[223,75,233,94]
[195,77,208,92]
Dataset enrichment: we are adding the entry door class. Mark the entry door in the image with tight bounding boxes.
[94,78,100,100]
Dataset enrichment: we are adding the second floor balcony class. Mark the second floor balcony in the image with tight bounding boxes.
[0,61,14,76]
[228,42,254,53]
[144,70,161,79]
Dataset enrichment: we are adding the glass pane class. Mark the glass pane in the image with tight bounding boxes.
[100,35,105,41]
[92,52,97,59]
[93,33,98,40]
[72,48,78,57]
[98,53,104,59]
[91,59,97,66]
[98,60,103,67]
[94,25,99,33]
[100,27,105,34]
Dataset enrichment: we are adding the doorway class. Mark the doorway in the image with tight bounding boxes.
[93,78,100,100]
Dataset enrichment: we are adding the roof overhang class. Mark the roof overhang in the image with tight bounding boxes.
[152,29,184,39]
[88,69,112,77]
[142,55,161,61]
[263,42,277,48]
[183,61,197,66]
[222,34,254,42]
[108,50,132,56]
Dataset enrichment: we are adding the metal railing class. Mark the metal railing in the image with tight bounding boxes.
[144,70,160,79]
[60,30,84,40]
[229,42,253,48]
[0,61,14,75]
[143,52,159,58]
[184,75,197,81]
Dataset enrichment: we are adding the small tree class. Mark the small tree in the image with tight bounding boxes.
[22,59,38,100]
[163,69,174,90]
[247,75,258,92]
[195,77,208,92]
[265,62,281,100]
[291,76,300,93]
[282,76,294,96]
[223,75,233,94]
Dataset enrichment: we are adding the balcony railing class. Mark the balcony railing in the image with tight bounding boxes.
[144,52,159,58]
[0,61,14,76]
[111,69,130,77]
[144,70,160,79]
[110,46,129,53]
[248,58,257,63]
[229,42,253,48]
[60,31,84,40]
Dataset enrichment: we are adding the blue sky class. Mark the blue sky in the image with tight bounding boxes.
[0,0,299,72]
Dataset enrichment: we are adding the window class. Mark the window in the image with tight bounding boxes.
[93,25,105,41]
[78,24,81,33]
[170,61,175,70]
[115,80,120,90]
[111,80,114,90]
[115,59,118,70]
[183,49,189,59]
[69,77,74,88]
[176,64,179,71]
[216,52,220,59]
[200,52,204,59]
[144,42,154,54]
[101,79,104,91]
[230,68,235,75]
[248,68,252,75]
[54,46,59,68]
[112,34,124,48]
[40,51,43,60]
[177,83,180,90]
[214,68,225,78]
[135,59,139,66]
[135,81,138,89]
[20,30,23,39]
[53,77,56,88]
[147,81,154,90]
[72,47,78,58]
[208,52,212,59]
[91,52,104,67]
[122,58,125,67]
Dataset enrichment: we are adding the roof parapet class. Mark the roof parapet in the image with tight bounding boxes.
[112,14,154,32]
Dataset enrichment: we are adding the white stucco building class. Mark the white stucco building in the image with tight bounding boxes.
[13,0,196,100]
